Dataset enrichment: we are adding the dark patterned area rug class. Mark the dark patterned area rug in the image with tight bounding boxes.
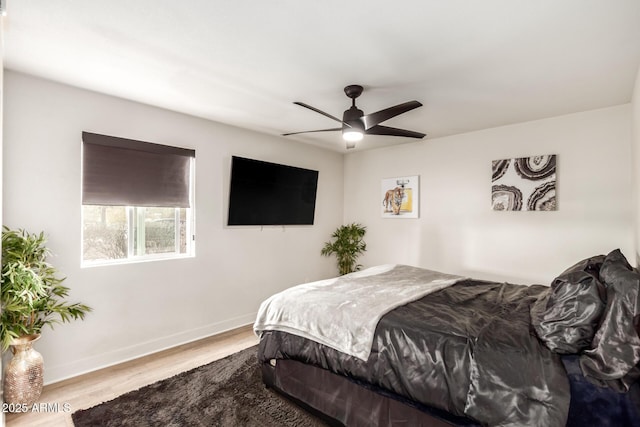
[72,345,328,426]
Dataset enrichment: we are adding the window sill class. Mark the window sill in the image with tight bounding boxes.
[81,253,195,268]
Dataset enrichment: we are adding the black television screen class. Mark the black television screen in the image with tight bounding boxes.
[227,156,319,226]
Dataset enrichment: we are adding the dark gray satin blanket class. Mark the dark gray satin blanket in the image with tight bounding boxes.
[259,280,570,427]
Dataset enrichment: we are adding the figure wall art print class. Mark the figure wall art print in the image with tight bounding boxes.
[381,176,419,218]
[491,154,556,211]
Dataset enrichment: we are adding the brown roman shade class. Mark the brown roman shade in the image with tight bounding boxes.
[82,132,195,208]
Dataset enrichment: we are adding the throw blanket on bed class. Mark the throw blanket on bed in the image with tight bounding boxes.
[253,264,465,361]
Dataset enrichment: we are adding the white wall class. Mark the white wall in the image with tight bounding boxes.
[344,105,634,284]
[2,71,344,383]
[632,64,640,265]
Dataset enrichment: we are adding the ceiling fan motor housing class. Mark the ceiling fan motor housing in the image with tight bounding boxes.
[343,106,365,131]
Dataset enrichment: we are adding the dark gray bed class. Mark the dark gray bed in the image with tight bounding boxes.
[255,250,640,426]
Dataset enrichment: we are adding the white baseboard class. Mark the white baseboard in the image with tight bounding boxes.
[44,312,257,385]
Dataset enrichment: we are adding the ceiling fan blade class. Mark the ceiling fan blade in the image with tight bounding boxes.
[362,101,423,129]
[282,127,342,136]
[365,125,426,139]
[294,102,347,125]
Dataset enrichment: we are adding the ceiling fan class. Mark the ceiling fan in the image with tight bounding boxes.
[282,85,426,149]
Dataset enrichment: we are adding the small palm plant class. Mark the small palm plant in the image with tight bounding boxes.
[321,223,367,275]
[1,226,92,351]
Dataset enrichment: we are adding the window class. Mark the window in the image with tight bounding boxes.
[81,132,195,265]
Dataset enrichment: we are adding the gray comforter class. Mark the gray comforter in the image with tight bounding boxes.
[259,279,570,427]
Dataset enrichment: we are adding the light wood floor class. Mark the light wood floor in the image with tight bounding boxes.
[5,325,259,427]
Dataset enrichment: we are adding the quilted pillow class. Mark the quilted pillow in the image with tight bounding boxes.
[531,255,606,354]
[580,249,640,391]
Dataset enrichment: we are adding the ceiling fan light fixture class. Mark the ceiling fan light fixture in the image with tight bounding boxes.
[342,129,364,142]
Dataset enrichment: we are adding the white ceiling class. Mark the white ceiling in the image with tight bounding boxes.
[3,1,640,152]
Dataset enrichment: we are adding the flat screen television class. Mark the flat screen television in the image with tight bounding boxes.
[227,156,319,226]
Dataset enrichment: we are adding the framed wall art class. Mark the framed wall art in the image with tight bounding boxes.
[491,154,556,211]
[381,175,419,218]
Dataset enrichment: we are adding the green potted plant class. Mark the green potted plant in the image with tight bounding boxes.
[1,226,92,406]
[321,223,367,275]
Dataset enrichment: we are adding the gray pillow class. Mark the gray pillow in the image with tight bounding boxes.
[531,255,606,354]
